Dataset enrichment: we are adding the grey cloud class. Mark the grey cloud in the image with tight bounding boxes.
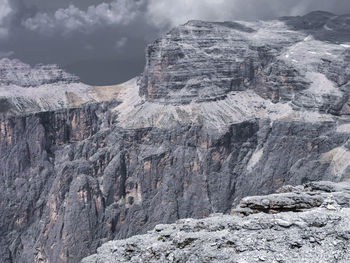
[146,0,350,28]
[0,0,13,38]
[115,37,128,49]
[14,0,350,35]
[2,0,350,86]
[22,0,145,35]
[0,50,14,58]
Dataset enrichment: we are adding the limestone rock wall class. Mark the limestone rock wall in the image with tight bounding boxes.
[0,11,350,263]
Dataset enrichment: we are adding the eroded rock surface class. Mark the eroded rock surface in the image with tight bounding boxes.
[0,59,80,87]
[0,58,91,115]
[0,59,137,116]
[0,11,350,263]
[140,11,350,116]
[83,181,350,263]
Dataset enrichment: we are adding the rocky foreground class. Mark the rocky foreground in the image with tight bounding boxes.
[0,11,350,262]
[83,181,350,263]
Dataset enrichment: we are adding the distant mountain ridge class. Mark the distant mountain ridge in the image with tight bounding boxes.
[0,58,80,87]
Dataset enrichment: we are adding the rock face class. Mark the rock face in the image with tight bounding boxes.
[0,58,93,115]
[0,11,350,263]
[82,181,350,263]
[0,59,80,87]
[140,11,350,113]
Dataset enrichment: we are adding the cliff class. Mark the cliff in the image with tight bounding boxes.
[83,181,350,263]
[0,11,350,262]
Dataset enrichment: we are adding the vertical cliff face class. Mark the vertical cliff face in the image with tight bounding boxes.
[1,12,350,263]
[140,14,350,115]
[1,114,349,263]
[82,181,350,263]
[0,103,114,262]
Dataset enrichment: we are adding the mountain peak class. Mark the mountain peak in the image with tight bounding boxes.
[139,14,349,120]
[0,58,80,88]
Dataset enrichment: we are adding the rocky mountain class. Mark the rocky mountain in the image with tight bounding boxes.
[0,59,135,116]
[0,11,350,263]
[0,59,80,87]
[83,181,350,263]
[0,58,90,115]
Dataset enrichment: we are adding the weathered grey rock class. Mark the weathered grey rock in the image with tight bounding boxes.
[236,181,350,215]
[82,181,350,263]
[0,58,94,116]
[0,59,137,116]
[282,11,350,43]
[140,12,350,117]
[0,58,80,87]
[0,12,350,263]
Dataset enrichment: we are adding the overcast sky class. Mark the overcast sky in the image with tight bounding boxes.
[1,0,350,85]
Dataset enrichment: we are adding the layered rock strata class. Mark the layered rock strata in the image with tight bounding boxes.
[0,11,350,263]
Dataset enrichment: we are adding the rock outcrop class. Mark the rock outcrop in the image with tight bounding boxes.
[82,181,350,263]
[0,11,350,263]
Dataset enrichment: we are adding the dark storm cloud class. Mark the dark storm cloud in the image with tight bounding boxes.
[1,0,350,85]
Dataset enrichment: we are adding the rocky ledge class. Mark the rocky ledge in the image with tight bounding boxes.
[83,181,350,263]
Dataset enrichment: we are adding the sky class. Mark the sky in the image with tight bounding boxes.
[1,0,350,85]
